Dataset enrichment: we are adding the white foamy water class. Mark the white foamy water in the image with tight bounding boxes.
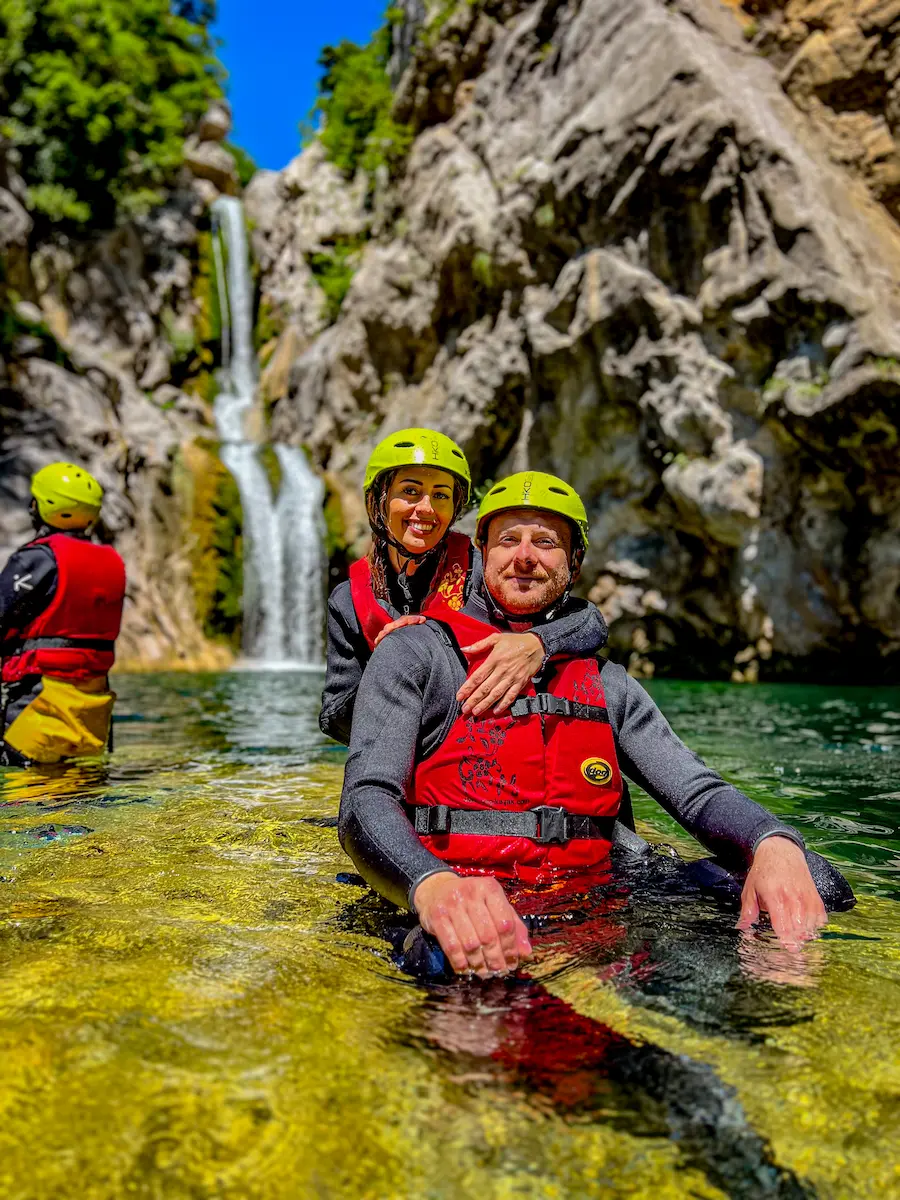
[211,196,325,665]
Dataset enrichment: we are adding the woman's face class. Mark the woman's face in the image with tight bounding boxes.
[385,466,457,557]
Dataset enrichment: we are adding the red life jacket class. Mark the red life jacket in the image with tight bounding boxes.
[349,530,471,651]
[410,607,622,885]
[1,533,126,683]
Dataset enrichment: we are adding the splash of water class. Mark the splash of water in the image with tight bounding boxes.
[211,196,325,665]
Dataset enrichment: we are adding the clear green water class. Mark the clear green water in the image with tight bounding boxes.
[0,673,896,1199]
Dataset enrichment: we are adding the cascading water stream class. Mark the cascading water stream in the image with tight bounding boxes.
[211,196,326,666]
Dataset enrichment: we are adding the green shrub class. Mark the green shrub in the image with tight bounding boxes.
[162,307,196,364]
[258,444,282,499]
[254,298,285,351]
[0,0,224,230]
[472,250,493,288]
[223,141,257,188]
[309,24,412,178]
[534,202,555,229]
[309,235,366,323]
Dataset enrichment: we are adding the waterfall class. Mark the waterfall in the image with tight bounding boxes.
[211,196,326,666]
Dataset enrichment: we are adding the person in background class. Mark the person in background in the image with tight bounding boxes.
[319,429,608,744]
[0,462,125,767]
[338,471,853,979]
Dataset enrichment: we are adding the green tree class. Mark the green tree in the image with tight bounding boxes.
[171,0,215,22]
[310,25,411,177]
[0,0,224,228]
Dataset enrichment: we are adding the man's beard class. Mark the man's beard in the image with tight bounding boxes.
[489,562,571,616]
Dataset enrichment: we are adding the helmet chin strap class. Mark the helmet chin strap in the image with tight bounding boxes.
[379,522,444,566]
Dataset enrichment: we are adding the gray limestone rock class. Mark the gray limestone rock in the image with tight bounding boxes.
[183,136,239,196]
[255,0,900,677]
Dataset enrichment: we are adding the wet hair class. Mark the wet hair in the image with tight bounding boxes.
[366,468,467,601]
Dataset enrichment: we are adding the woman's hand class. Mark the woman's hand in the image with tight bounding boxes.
[372,614,427,647]
[413,872,533,977]
[738,836,827,948]
[456,632,544,716]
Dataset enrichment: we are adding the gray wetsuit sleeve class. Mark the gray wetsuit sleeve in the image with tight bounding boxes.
[338,627,457,909]
[319,582,372,745]
[533,599,608,659]
[602,662,804,868]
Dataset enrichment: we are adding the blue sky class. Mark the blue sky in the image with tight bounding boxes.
[212,0,386,171]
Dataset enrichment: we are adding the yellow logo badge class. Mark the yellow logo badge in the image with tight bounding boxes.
[581,757,613,786]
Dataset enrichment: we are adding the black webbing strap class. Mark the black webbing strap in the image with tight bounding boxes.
[1,636,115,655]
[509,693,610,723]
[409,804,616,845]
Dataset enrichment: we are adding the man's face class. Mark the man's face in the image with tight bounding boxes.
[483,509,572,615]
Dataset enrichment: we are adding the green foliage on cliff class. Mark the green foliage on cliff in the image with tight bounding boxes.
[223,141,257,188]
[0,0,224,229]
[309,235,366,323]
[182,439,244,649]
[309,24,412,178]
[323,475,350,563]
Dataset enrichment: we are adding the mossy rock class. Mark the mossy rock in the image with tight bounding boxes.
[323,472,351,564]
[258,444,283,499]
[177,439,244,650]
[255,298,286,352]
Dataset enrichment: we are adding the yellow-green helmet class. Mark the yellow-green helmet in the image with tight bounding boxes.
[476,471,589,551]
[30,462,103,530]
[364,428,471,503]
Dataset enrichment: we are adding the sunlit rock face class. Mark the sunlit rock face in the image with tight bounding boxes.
[0,135,232,670]
[253,0,900,680]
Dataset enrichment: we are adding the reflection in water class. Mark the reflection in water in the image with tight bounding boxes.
[640,680,900,899]
[414,978,812,1200]
[0,673,895,1198]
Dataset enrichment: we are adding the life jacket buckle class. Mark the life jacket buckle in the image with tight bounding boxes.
[425,804,451,835]
[510,694,572,719]
[534,805,568,844]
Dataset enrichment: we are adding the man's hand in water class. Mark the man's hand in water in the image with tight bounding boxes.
[413,872,533,978]
[372,614,427,647]
[738,835,827,947]
[456,632,544,716]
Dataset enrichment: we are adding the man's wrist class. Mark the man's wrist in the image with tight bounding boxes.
[752,829,805,859]
[408,867,458,914]
[522,630,549,674]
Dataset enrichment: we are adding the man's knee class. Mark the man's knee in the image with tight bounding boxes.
[685,848,856,913]
[803,849,856,912]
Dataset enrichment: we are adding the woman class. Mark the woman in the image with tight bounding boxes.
[319,428,608,744]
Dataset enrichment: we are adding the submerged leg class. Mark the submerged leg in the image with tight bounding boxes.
[612,824,856,913]
[0,742,32,768]
[684,849,856,913]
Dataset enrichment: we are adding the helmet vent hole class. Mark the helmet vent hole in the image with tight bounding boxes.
[549,487,568,496]
[452,449,464,458]
[394,441,415,448]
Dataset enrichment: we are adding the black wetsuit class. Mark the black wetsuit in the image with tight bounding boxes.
[320,547,609,745]
[0,526,75,759]
[337,611,809,912]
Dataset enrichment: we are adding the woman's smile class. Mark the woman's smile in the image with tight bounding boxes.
[385,466,458,563]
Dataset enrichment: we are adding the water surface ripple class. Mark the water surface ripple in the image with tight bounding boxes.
[0,673,895,1199]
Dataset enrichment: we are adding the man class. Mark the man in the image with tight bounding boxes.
[339,472,847,979]
[0,462,126,767]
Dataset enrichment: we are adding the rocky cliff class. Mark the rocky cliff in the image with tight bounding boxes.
[0,104,240,669]
[248,0,900,681]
